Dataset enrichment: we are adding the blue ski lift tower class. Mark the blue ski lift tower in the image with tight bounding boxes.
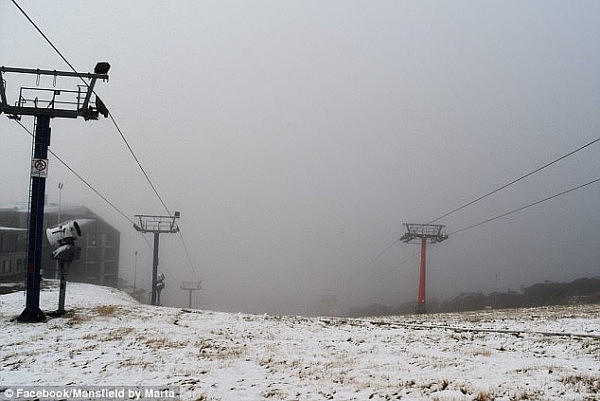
[0,63,110,322]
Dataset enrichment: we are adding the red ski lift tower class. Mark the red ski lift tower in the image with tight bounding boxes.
[0,63,110,322]
[134,213,180,305]
[400,223,448,314]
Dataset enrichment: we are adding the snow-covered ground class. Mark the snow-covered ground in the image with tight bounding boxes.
[1,282,598,400]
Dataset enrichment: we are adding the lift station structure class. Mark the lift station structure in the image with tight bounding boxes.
[400,223,448,313]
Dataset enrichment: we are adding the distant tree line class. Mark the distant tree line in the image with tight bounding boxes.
[347,277,600,316]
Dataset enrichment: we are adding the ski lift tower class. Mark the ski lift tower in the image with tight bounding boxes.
[0,63,110,322]
[400,223,448,314]
[134,212,180,305]
[180,281,202,308]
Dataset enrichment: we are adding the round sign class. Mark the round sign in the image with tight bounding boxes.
[33,159,47,171]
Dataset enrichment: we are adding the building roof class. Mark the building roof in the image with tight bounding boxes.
[0,226,27,232]
[0,202,91,215]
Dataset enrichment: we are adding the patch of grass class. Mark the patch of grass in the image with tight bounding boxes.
[560,374,600,393]
[118,358,152,369]
[473,348,492,357]
[261,388,286,399]
[95,305,119,316]
[107,327,134,338]
[474,390,490,401]
[193,395,219,401]
[440,379,450,390]
[64,310,90,323]
[509,391,534,400]
[195,338,246,360]
[142,336,189,349]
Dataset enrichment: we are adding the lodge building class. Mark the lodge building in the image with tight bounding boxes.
[0,203,120,287]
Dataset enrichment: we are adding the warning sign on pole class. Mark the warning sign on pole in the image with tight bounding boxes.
[31,158,49,178]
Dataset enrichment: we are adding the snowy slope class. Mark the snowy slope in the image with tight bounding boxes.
[1,282,598,400]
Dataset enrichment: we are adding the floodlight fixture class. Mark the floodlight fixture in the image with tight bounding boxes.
[94,62,111,75]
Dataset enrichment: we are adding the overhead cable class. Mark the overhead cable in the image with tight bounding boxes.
[362,135,600,268]
[429,136,600,223]
[12,0,198,279]
[178,230,200,278]
[11,0,172,216]
[449,177,600,235]
[15,120,135,225]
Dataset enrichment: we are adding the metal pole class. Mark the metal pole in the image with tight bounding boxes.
[54,183,63,279]
[58,260,67,315]
[417,237,427,314]
[188,290,192,308]
[494,273,498,309]
[151,233,160,305]
[18,115,51,322]
[58,183,63,222]
[133,250,138,290]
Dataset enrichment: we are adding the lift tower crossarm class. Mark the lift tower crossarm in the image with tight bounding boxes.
[133,214,180,234]
[0,65,108,119]
[0,66,108,79]
[400,223,448,243]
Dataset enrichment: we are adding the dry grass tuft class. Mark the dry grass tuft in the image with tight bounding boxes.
[440,378,450,390]
[474,390,490,401]
[473,348,492,357]
[261,388,286,399]
[560,374,600,393]
[95,305,119,316]
[118,358,152,369]
[64,310,91,323]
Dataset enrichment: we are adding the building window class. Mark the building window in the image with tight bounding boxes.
[2,260,12,274]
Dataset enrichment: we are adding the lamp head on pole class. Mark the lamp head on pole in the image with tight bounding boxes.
[94,62,111,75]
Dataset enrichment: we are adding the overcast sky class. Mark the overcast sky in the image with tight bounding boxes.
[2,1,599,315]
